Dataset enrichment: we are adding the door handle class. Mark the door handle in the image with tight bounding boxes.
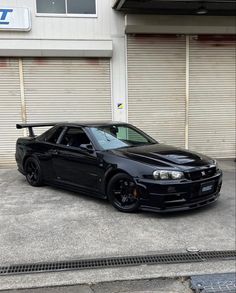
[50,149,59,155]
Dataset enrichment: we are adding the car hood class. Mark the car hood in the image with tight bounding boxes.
[111,143,213,170]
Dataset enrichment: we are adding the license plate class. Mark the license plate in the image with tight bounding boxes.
[200,181,215,195]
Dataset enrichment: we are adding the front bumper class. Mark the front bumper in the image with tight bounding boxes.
[135,170,222,212]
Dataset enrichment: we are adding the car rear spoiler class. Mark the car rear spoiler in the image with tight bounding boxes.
[16,122,58,137]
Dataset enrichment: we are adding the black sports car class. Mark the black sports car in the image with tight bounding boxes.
[15,121,222,213]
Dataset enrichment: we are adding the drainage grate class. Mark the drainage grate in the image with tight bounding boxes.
[0,250,235,276]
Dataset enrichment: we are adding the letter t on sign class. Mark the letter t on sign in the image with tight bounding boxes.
[0,9,13,24]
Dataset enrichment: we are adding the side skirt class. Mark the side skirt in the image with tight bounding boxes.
[44,179,107,200]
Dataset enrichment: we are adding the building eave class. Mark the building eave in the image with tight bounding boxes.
[113,0,236,16]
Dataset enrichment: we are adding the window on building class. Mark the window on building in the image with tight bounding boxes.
[36,0,96,15]
[36,0,66,14]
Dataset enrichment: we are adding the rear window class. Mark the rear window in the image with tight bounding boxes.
[38,126,64,144]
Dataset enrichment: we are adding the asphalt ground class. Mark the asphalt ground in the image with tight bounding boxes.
[0,160,235,290]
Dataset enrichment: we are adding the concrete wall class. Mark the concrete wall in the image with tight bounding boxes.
[0,1,235,123]
[0,0,114,39]
[0,0,127,122]
[125,15,236,35]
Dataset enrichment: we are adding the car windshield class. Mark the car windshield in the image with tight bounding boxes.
[90,124,156,150]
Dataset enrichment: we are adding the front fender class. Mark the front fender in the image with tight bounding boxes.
[100,153,155,195]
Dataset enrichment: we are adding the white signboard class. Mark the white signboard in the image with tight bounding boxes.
[0,7,31,31]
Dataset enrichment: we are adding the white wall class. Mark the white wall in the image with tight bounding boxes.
[0,0,128,122]
[126,14,236,35]
[1,1,234,124]
[0,0,113,39]
[110,9,127,122]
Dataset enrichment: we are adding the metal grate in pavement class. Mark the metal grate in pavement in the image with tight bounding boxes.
[0,250,235,276]
[190,273,236,293]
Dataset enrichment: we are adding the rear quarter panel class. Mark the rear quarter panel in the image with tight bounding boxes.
[16,137,55,181]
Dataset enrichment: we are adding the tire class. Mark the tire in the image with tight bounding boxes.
[107,173,140,213]
[24,157,44,187]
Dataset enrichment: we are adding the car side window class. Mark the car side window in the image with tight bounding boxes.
[60,127,91,148]
[45,127,64,144]
[116,126,149,143]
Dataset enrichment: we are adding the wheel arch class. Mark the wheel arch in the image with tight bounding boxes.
[103,168,131,197]
[22,154,39,171]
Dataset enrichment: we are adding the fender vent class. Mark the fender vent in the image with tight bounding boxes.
[0,250,235,276]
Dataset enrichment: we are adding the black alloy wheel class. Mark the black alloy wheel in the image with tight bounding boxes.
[25,157,43,187]
[107,173,140,212]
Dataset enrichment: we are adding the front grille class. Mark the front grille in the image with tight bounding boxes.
[187,167,217,181]
[0,250,235,276]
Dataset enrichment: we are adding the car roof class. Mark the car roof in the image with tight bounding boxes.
[56,121,129,127]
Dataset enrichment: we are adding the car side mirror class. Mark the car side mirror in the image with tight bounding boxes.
[80,144,94,154]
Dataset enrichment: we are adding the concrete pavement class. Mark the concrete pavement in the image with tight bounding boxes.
[0,278,192,293]
[0,160,235,291]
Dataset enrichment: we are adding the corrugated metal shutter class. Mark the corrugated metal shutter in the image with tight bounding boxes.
[23,58,111,135]
[0,58,22,166]
[189,36,236,158]
[127,35,186,147]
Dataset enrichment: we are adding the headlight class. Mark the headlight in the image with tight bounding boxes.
[171,171,184,179]
[213,159,219,170]
[153,170,184,180]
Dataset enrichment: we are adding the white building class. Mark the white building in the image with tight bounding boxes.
[0,0,235,166]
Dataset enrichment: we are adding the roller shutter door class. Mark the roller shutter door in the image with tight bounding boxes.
[0,58,22,166]
[189,36,236,158]
[22,58,111,135]
[127,35,186,147]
